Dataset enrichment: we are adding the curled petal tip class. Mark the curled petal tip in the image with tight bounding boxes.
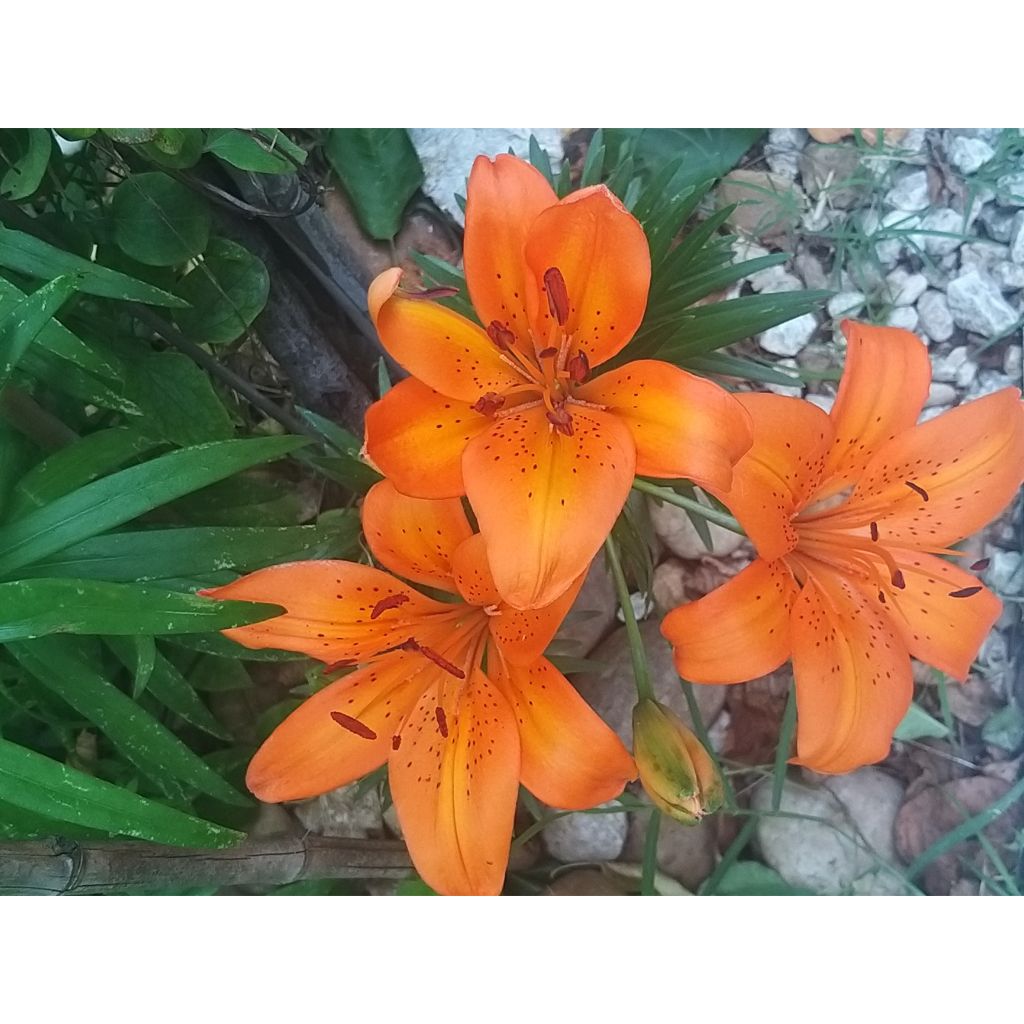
[367,267,403,325]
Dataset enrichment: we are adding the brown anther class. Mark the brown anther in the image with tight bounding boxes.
[567,351,590,383]
[905,481,930,502]
[471,392,506,416]
[949,586,983,599]
[891,570,906,590]
[970,558,990,571]
[435,706,449,738]
[486,320,516,352]
[537,346,559,359]
[370,593,410,620]
[546,405,574,437]
[544,267,570,326]
[392,734,402,750]
[407,286,460,301]
[878,590,886,604]
[330,711,377,740]
[869,521,879,542]
[401,638,465,679]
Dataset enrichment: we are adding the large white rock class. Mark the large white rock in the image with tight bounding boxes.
[919,207,966,257]
[886,267,928,307]
[648,496,747,559]
[409,128,563,223]
[543,802,628,862]
[916,290,955,342]
[758,313,818,356]
[885,169,930,212]
[946,135,995,175]
[947,270,1019,336]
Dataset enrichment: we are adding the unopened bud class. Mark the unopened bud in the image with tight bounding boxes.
[632,699,723,825]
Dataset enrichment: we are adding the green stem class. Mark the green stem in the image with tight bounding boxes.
[640,808,661,896]
[771,685,798,811]
[603,535,654,702]
[632,478,744,536]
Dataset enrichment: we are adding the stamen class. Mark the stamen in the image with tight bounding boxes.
[482,603,502,617]
[486,320,516,352]
[330,711,377,740]
[323,658,354,674]
[537,346,559,359]
[435,706,449,738]
[949,586,983,599]
[567,351,590,383]
[905,481,930,502]
[471,392,505,415]
[544,267,570,326]
[400,638,465,679]
[970,558,990,571]
[891,570,906,589]
[406,286,459,301]
[370,593,410,620]
[869,521,879,542]
[546,405,574,437]
[392,734,402,750]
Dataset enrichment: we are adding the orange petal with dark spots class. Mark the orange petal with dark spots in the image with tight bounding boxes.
[719,394,833,560]
[830,388,1024,547]
[202,561,450,664]
[463,154,558,352]
[790,570,912,774]
[362,479,472,592]
[389,669,520,896]
[450,533,585,664]
[364,378,488,499]
[368,267,521,403]
[815,321,932,499]
[661,558,798,683]
[246,650,428,802]
[576,359,753,488]
[463,404,636,609]
[490,652,636,809]
[871,549,1002,681]
[523,185,650,367]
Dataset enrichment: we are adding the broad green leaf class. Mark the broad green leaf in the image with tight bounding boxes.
[23,519,360,582]
[7,636,249,806]
[0,737,243,848]
[9,427,162,519]
[0,129,52,201]
[894,701,950,741]
[0,578,282,640]
[102,129,160,144]
[111,172,211,267]
[325,129,423,240]
[168,471,310,527]
[205,129,306,173]
[709,861,814,896]
[123,350,234,445]
[0,797,108,841]
[17,346,139,415]
[0,275,77,387]
[138,129,204,169]
[173,238,269,344]
[0,226,187,307]
[0,435,307,577]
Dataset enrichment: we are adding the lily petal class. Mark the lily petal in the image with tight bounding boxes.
[369,268,521,402]
[464,154,558,350]
[790,570,912,774]
[816,321,932,498]
[203,561,450,664]
[879,549,1002,681]
[362,479,472,592]
[833,388,1024,547]
[464,404,636,609]
[491,652,636,809]
[721,394,833,560]
[246,650,427,802]
[523,185,650,367]
[363,378,488,499]
[450,533,585,665]
[576,359,753,488]
[661,558,798,683]
[389,669,520,896]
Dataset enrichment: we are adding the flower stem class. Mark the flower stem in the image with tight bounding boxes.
[640,808,661,896]
[603,535,654,702]
[631,478,745,536]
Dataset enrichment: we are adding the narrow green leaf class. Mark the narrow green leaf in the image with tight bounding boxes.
[0,737,243,848]
[0,129,52,201]
[130,635,157,698]
[0,435,307,576]
[0,226,187,307]
[0,275,77,387]
[528,135,555,187]
[325,129,423,240]
[111,172,211,267]
[579,129,605,188]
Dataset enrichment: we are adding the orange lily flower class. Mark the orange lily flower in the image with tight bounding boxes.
[662,321,1024,774]
[364,154,752,610]
[203,479,635,895]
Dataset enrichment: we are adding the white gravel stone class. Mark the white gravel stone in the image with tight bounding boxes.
[946,135,996,175]
[947,270,1019,336]
[793,251,828,290]
[924,382,958,407]
[1004,343,1022,380]
[648,498,747,559]
[409,128,562,223]
[748,264,802,293]
[765,357,803,398]
[885,268,928,307]
[956,356,979,388]
[885,169,930,212]
[919,207,966,257]
[931,345,972,382]
[806,393,835,413]
[543,803,628,862]
[960,239,1011,272]
[886,306,919,332]
[916,290,955,342]
[992,261,1024,291]
[986,550,1023,596]
[827,291,866,319]
[1009,212,1024,265]
[977,203,1019,244]
[995,171,1024,208]
[758,313,817,356]
[765,128,808,178]
[965,368,1015,400]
